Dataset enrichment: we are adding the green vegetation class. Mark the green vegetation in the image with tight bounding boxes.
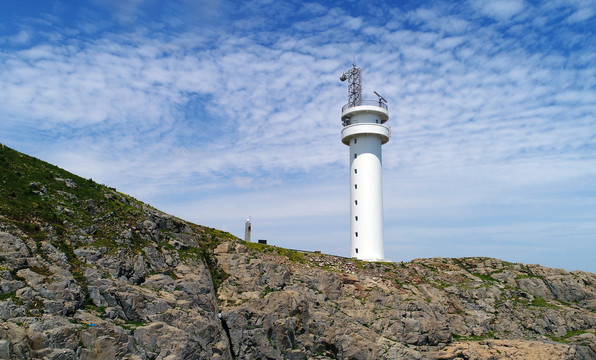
[418,262,438,272]
[0,291,17,301]
[124,319,148,327]
[244,241,306,264]
[548,329,588,343]
[29,265,52,276]
[117,319,149,332]
[260,286,279,298]
[514,274,541,280]
[204,227,237,243]
[530,296,559,308]
[178,243,229,293]
[451,258,500,284]
[0,145,237,296]
[0,146,145,243]
[83,298,106,314]
[471,273,499,282]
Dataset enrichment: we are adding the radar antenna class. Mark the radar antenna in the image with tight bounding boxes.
[340,64,362,108]
[373,91,387,106]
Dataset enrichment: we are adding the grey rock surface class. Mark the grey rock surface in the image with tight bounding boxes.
[215,246,596,359]
[0,161,595,359]
[0,205,233,360]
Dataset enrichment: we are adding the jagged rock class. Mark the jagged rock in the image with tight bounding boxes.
[56,206,75,218]
[0,321,31,358]
[214,249,596,359]
[41,242,70,268]
[0,221,232,359]
[517,276,554,299]
[54,177,77,189]
[74,247,106,263]
[29,182,47,196]
[2,146,596,359]
[215,242,231,254]
[431,339,578,359]
[0,232,30,258]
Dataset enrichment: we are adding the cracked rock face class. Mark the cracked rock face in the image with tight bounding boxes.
[2,221,596,359]
[215,244,596,359]
[1,146,596,359]
[0,212,233,360]
[0,221,596,360]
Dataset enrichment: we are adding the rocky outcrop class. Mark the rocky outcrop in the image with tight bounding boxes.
[1,146,596,359]
[215,244,596,359]
[0,212,233,359]
[2,224,596,360]
[430,339,579,360]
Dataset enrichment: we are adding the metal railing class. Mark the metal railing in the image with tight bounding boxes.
[342,99,388,113]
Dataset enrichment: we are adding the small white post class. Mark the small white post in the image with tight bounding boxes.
[244,218,252,242]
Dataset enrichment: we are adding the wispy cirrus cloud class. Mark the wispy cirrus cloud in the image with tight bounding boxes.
[0,0,595,271]
[469,0,526,20]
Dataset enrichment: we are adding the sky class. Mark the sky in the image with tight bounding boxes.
[1,0,595,273]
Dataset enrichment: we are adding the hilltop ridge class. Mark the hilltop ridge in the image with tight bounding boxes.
[1,145,595,359]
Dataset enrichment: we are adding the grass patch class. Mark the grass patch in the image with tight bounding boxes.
[124,319,148,327]
[244,241,306,264]
[9,269,25,281]
[471,273,498,282]
[530,296,559,308]
[245,241,274,253]
[29,265,52,276]
[418,262,438,272]
[83,298,106,314]
[275,247,306,264]
[549,329,588,343]
[0,145,240,298]
[514,274,541,280]
[117,319,148,332]
[0,291,17,301]
[0,146,146,244]
[260,286,279,298]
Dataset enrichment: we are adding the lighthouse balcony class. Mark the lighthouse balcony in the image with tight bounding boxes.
[341,100,389,124]
[341,123,391,145]
[342,100,388,112]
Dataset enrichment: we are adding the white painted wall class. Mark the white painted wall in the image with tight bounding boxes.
[341,106,390,261]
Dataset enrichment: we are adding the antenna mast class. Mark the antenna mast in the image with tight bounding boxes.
[340,64,362,108]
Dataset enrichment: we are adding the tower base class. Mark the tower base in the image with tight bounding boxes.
[351,257,390,263]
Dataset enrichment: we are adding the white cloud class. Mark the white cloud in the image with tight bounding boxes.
[567,6,595,22]
[470,0,526,21]
[9,30,31,44]
[1,0,595,272]
[89,0,144,24]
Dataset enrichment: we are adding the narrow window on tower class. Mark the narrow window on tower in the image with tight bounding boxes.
[355,248,358,253]
[354,153,357,159]
[354,184,357,189]
[355,200,358,205]
[355,232,358,237]
[354,169,357,174]
[355,216,358,221]
[354,138,357,144]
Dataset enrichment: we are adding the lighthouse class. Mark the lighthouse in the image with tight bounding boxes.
[340,65,390,261]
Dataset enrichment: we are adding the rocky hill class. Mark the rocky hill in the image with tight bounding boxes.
[1,145,595,359]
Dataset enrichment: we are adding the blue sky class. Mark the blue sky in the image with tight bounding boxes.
[1,0,595,272]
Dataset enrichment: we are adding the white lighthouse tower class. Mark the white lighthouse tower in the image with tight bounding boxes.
[340,65,390,261]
